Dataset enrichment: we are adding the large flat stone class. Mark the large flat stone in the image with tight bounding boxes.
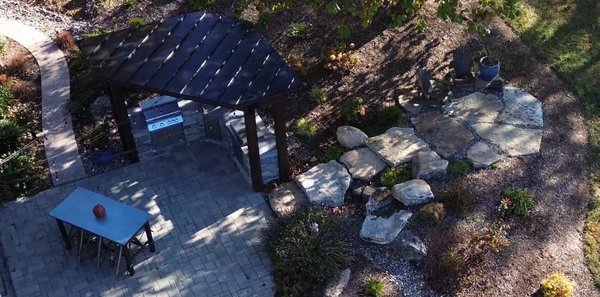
[268,182,308,218]
[444,92,502,123]
[499,87,543,128]
[359,210,413,244]
[411,112,474,158]
[295,160,352,207]
[412,150,448,179]
[365,127,429,166]
[471,123,542,156]
[392,179,434,206]
[467,141,504,168]
[339,148,387,181]
[337,126,368,148]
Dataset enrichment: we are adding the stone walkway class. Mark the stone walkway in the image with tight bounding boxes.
[0,141,274,297]
[0,19,86,185]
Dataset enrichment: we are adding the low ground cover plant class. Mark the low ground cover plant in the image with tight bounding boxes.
[322,145,344,161]
[421,202,445,224]
[264,209,351,296]
[295,118,317,138]
[379,165,411,187]
[308,87,327,104]
[500,187,534,215]
[448,160,471,175]
[364,279,385,297]
[540,272,575,297]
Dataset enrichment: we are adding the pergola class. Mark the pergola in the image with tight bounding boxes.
[78,12,303,191]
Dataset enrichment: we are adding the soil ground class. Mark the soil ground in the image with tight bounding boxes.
[17,0,599,295]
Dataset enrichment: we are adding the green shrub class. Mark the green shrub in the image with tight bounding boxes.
[501,188,534,215]
[438,183,475,214]
[364,279,385,297]
[322,145,344,161]
[0,37,5,54]
[379,165,411,187]
[448,160,471,175]
[189,0,216,10]
[540,272,575,297]
[0,84,12,117]
[87,122,110,151]
[336,24,352,39]
[308,87,327,104]
[0,149,46,202]
[376,105,405,129]
[123,0,136,9]
[341,97,364,123]
[421,202,445,224]
[129,17,145,27]
[264,209,352,296]
[289,23,313,38]
[295,118,317,138]
[0,120,22,156]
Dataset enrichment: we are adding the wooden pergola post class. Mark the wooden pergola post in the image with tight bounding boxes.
[244,107,264,191]
[273,100,290,183]
[108,83,139,163]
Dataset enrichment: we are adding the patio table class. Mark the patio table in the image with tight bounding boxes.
[49,187,156,276]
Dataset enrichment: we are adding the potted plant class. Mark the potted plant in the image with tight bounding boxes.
[478,50,501,81]
[89,122,115,166]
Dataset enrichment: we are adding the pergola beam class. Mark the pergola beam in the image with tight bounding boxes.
[244,107,264,191]
[108,84,139,163]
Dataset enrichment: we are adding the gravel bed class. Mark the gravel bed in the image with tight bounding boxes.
[0,0,91,36]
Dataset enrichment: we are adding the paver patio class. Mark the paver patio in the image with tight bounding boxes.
[0,140,275,297]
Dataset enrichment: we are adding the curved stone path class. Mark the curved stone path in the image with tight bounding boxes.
[0,19,86,185]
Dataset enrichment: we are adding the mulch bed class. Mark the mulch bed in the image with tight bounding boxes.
[18,1,599,296]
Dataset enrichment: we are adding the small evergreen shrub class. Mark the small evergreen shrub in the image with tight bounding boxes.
[0,84,12,117]
[0,120,22,156]
[308,87,327,104]
[336,24,352,39]
[87,122,110,151]
[0,149,46,202]
[189,0,216,10]
[438,183,476,214]
[264,209,352,296]
[380,165,411,187]
[289,23,313,38]
[421,202,445,223]
[364,279,385,297]
[540,273,575,297]
[340,97,364,123]
[123,0,137,9]
[448,160,471,175]
[376,105,405,129]
[295,118,317,137]
[0,37,5,54]
[500,188,534,215]
[129,17,146,27]
[322,145,344,161]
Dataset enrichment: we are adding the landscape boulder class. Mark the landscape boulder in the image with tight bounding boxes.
[324,268,351,297]
[336,126,368,148]
[340,148,387,181]
[412,150,448,179]
[295,160,352,207]
[392,179,434,206]
[360,210,413,244]
[392,232,427,260]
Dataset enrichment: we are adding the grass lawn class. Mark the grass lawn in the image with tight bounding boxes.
[510,0,600,287]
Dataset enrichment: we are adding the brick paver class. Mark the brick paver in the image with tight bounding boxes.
[0,141,275,297]
[0,19,86,185]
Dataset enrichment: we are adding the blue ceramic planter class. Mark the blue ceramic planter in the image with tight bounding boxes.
[479,57,500,81]
[91,147,116,166]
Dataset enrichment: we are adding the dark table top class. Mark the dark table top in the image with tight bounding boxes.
[49,187,151,245]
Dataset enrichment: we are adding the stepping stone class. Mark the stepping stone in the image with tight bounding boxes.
[444,92,502,123]
[412,150,448,179]
[392,179,434,206]
[398,94,423,114]
[360,209,413,245]
[339,148,387,181]
[411,112,474,158]
[295,160,352,207]
[467,141,504,168]
[365,127,429,166]
[337,126,368,148]
[268,182,308,218]
[499,87,543,128]
[471,123,542,156]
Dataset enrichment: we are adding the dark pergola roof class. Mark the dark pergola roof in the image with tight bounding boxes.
[79,12,303,109]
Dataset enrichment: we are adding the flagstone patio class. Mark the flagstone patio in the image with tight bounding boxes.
[0,141,275,297]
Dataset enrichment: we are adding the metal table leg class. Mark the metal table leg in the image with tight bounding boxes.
[56,219,71,250]
[78,230,85,263]
[123,244,135,276]
[144,222,156,253]
[115,245,123,278]
[96,237,102,268]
